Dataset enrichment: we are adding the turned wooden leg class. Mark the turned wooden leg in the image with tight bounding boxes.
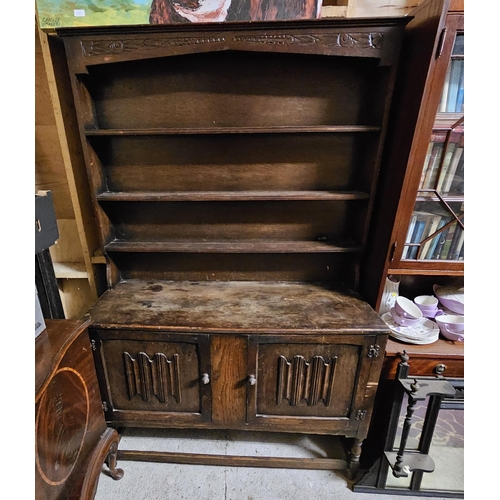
[393,379,419,478]
[348,438,363,479]
[106,441,124,480]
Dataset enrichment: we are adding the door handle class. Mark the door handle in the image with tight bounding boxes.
[248,374,256,386]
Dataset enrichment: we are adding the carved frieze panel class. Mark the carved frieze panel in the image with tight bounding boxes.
[80,31,383,58]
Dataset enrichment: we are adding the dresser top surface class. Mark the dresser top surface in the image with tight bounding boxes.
[87,280,388,334]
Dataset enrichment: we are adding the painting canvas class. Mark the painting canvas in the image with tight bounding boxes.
[37,1,323,29]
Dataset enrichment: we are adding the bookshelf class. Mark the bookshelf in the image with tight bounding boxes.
[361,0,464,310]
[57,17,408,476]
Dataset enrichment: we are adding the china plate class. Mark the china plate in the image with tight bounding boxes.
[381,312,440,344]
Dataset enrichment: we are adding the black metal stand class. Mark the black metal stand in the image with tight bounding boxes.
[35,191,65,320]
[353,352,464,498]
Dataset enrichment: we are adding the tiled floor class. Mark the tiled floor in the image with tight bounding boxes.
[94,428,463,500]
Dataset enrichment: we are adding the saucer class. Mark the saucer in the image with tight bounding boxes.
[381,312,439,345]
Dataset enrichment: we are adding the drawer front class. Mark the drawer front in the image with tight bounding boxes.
[92,330,211,424]
[383,356,464,379]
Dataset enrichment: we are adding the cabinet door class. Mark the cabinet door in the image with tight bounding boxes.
[92,330,211,426]
[246,335,381,434]
[393,12,464,272]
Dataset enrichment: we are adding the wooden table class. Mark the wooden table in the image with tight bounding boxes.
[35,319,123,500]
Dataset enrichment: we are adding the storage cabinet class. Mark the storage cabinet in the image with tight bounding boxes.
[361,0,464,310]
[58,17,408,476]
[87,281,388,440]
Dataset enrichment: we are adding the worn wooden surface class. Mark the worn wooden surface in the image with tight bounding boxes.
[382,337,464,378]
[35,319,121,500]
[87,280,389,333]
[36,319,91,397]
[58,18,406,473]
[117,450,348,470]
[210,335,248,426]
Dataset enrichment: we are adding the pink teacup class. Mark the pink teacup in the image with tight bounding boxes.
[414,295,443,318]
[394,296,423,321]
[390,307,421,327]
[435,314,464,334]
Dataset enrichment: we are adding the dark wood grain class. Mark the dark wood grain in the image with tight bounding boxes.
[105,240,361,254]
[90,133,376,194]
[58,18,408,474]
[108,252,355,283]
[35,320,122,500]
[117,450,347,470]
[210,335,247,426]
[85,126,381,135]
[96,191,370,202]
[36,319,91,398]
[87,280,389,333]
[382,337,464,378]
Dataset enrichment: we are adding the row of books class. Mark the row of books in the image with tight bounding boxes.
[419,136,464,194]
[439,58,464,113]
[403,211,464,261]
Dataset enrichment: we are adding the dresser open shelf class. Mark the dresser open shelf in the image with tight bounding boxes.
[58,17,408,476]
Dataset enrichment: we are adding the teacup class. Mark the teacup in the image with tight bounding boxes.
[439,329,464,342]
[390,307,421,327]
[435,314,464,340]
[414,295,443,318]
[394,296,423,321]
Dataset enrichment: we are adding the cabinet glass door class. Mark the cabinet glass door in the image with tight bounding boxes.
[402,30,464,263]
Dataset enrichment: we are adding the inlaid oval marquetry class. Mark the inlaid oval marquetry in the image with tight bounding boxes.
[35,368,90,486]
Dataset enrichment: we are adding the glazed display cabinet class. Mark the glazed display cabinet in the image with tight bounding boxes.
[361,0,464,311]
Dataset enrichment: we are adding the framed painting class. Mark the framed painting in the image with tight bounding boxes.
[36,1,323,29]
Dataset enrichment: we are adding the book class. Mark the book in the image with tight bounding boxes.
[420,214,443,259]
[448,226,464,260]
[446,59,462,112]
[439,63,451,112]
[419,141,435,188]
[406,211,436,259]
[424,216,450,259]
[422,142,444,189]
[431,225,450,260]
[436,143,457,192]
[448,152,464,195]
[440,223,457,260]
[402,214,417,259]
[442,146,464,194]
[408,219,426,259]
[454,61,464,112]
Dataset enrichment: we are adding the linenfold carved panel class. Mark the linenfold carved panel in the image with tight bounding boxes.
[277,354,338,407]
[123,351,181,403]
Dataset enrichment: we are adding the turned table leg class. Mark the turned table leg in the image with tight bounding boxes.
[348,438,363,478]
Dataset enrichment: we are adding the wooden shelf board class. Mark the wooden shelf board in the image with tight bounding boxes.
[96,191,370,202]
[53,262,88,279]
[84,125,381,136]
[415,195,464,203]
[91,250,107,264]
[387,268,464,276]
[105,240,362,254]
